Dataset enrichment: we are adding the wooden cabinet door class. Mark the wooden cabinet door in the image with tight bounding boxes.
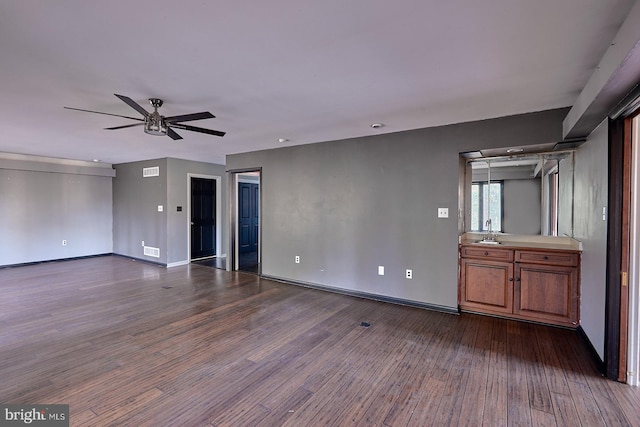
[460,258,513,314]
[514,263,578,326]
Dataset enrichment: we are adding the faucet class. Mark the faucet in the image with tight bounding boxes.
[483,218,496,242]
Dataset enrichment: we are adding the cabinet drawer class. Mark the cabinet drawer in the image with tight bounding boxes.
[514,250,579,267]
[460,246,514,262]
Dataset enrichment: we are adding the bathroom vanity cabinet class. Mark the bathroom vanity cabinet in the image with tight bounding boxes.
[459,243,580,328]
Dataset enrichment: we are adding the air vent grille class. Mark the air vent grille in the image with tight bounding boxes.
[143,246,160,258]
[142,166,160,177]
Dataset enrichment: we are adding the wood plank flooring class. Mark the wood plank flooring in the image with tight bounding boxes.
[1,255,638,426]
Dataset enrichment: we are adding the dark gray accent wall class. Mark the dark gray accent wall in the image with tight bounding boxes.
[573,120,609,359]
[113,158,227,266]
[0,159,113,266]
[227,108,569,309]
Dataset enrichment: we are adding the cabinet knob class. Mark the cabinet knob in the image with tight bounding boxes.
[516,277,521,282]
[484,251,489,256]
[543,256,549,260]
[509,278,514,282]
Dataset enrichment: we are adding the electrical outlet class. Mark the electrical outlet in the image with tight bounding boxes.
[295,255,300,264]
[62,240,67,246]
[438,208,449,218]
[406,269,412,279]
[141,240,145,247]
[378,266,385,275]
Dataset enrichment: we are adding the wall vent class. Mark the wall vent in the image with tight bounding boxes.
[142,166,160,177]
[143,246,160,258]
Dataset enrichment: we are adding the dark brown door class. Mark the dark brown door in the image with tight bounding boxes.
[606,116,633,381]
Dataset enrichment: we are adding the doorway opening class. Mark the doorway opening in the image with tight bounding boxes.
[188,174,223,268]
[230,170,261,274]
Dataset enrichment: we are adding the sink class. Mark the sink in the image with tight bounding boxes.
[475,240,501,245]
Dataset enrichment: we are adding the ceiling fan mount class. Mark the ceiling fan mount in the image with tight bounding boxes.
[148,98,163,109]
[64,94,225,140]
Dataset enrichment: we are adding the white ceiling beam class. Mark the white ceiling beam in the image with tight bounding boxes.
[563,0,640,138]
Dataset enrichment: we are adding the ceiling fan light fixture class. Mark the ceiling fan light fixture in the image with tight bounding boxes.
[66,94,224,140]
[144,112,167,136]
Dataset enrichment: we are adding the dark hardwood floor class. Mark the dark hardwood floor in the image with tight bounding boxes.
[1,255,638,426]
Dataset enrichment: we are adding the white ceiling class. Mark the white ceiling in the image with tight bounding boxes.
[0,0,635,165]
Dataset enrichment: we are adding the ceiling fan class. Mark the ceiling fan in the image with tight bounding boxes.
[64,94,225,140]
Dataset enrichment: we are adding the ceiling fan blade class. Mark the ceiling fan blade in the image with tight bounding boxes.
[114,94,149,117]
[167,127,183,140]
[64,106,143,122]
[104,123,145,130]
[169,123,225,137]
[165,112,215,123]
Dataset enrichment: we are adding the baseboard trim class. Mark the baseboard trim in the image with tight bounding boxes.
[167,260,189,268]
[261,274,459,315]
[576,325,606,374]
[112,253,167,267]
[0,253,112,269]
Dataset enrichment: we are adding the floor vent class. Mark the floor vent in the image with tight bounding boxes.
[142,166,160,177]
[143,246,160,258]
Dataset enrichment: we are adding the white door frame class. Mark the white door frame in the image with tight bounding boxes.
[228,169,261,272]
[187,173,222,262]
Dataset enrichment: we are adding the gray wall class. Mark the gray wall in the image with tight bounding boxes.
[573,120,609,359]
[503,179,541,234]
[113,158,227,266]
[0,158,113,266]
[558,155,575,236]
[113,159,168,263]
[166,158,227,265]
[227,108,568,310]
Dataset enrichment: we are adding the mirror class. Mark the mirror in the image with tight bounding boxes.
[463,150,574,237]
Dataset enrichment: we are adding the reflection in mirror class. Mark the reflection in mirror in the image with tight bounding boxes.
[465,150,574,237]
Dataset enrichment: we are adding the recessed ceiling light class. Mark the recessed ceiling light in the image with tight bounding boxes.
[92,159,101,163]
[506,148,524,153]
[278,138,289,143]
[370,123,384,129]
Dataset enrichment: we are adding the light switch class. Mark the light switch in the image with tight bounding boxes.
[438,208,449,218]
[378,266,385,276]
[158,205,164,212]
